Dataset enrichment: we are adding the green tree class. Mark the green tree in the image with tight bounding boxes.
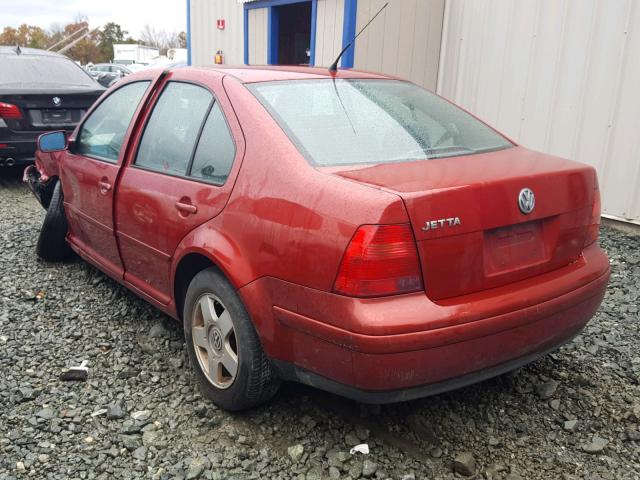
[99,22,128,61]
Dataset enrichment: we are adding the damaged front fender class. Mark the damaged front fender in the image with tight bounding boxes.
[22,147,64,210]
[23,165,56,210]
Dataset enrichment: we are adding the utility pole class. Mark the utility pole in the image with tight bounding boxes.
[46,27,88,51]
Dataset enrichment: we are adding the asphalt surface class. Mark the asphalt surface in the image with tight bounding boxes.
[1,167,639,480]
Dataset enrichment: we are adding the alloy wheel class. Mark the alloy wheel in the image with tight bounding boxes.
[191,293,238,389]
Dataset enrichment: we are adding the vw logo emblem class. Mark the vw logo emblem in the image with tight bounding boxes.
[518,188,535,214]
[209,328,223,353]
[52,96,62,106]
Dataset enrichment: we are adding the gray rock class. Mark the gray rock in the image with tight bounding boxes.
[452,452,476,477]
[581,436,609,454]
[355,425,370,441]
[431,446,443,458]
[35,408,55,420]
[345,432,360,446]
[186,457,207,479]
[149,322,169,338]
[535,380,559,399]
[120,434,142,451]
[362,459,377,477]
[488,436,502,447]
[306,469,322,480]
[107,403,126,420]
[288,444,304,462]
[327,450,349,468]
[132,446,147,460]
[131,410,152,422]
[563,420,579,432]
[142,429,161,446]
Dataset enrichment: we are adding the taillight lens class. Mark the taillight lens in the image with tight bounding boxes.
[333,224,423,297]
[0,102,22,119]
[584,188,601,247]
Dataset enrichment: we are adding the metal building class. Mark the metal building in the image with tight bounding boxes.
[187,0,640,225]
[188,0,445,89]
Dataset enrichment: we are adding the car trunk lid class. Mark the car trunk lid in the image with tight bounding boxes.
[0,86,103,132]
[327,147,597,300]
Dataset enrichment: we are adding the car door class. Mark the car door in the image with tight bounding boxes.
[116,72,243,304]
[60,80,151,278]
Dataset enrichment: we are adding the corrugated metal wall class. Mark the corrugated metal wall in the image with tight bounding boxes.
[190,0,245,66]
[315,0,345,67]
[438,0,640,224]
[248,7,268,64]
[354,0,445,90]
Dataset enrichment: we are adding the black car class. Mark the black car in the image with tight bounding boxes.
[0,46,104,167]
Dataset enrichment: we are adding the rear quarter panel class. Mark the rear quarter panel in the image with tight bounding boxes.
[171,77,409,294]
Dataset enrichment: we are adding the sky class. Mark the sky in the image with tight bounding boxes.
[1,0,187,38]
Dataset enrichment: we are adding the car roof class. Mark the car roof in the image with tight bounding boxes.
[0,46,67,59]
[193,65,396,83]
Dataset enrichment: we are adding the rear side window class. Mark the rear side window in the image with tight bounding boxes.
[76,81,149,162]
[0,56,96,86]
[135,82,212,176]
[189,102,236,185]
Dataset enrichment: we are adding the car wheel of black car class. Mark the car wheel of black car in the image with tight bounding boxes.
[36,181,73,262]
[183,267,280,411]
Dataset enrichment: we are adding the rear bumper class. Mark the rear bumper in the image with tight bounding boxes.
[273,331,581,404]
[0,128,38,164]
[0,126,74,165]
[240,243,609,398]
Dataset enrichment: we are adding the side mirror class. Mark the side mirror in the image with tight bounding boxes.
[38,131,67,153]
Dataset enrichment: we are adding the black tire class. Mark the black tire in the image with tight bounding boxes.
[36,181,73,262]
[183,268,280,411]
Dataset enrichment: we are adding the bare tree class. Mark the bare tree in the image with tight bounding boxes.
[140,23,183,55]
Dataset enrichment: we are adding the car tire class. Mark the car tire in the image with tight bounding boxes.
[36,181,73,262]
[183,267,280,411]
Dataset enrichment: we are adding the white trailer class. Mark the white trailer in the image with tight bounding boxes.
[113,44,159,65]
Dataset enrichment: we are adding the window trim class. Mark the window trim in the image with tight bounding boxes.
[131,79,237,187]
[186,99,238,187]
[74,80,151,165]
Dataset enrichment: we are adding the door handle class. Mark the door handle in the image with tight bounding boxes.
[98,180,112,194]
[175,201,198,215]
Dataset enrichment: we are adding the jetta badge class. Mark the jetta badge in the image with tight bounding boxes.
[52,96,62,106]
[518,188,535,214]
[422,217,461,231]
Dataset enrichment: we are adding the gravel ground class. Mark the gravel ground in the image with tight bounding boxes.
[1,168,639,480]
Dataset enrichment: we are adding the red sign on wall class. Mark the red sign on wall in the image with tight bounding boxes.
[217,19,225,30]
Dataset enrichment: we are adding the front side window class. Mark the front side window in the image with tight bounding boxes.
[248,79,513,166]
[76,81,149,162]
[189,102,236,185]
[135,82,212,176]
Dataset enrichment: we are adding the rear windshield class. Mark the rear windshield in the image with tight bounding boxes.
[0,55,96,86]
[248,79,513,166]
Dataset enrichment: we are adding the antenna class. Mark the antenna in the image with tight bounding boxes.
[328,1,389,75]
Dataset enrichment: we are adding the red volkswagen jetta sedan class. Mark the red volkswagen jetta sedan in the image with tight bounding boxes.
[25,66,609,411]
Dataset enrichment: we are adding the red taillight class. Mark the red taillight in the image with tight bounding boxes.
[0,102,22,119]
[333,224,423,297]
[584,188,601,247]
